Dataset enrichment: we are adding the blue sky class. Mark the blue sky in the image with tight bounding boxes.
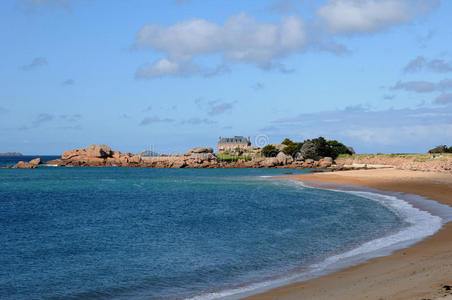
[1,0,451,155]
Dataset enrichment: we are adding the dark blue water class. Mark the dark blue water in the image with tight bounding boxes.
[0,167,403,299]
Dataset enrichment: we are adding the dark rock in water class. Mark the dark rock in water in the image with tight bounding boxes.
[309,170,324,173]
[282,172,293,174]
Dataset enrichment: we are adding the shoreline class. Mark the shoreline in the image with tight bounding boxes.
[247,169,452,300]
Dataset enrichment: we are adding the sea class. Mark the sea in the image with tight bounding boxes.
[1,156,450,299]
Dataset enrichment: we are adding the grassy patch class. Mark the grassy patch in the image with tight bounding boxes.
[216,154,253,162]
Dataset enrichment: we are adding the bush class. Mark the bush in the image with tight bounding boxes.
[261,145,279,157]
[299,141,318,159]
[428,145,448,153]
[282,143,301,157]
[277,136,353,160]
[281,138,295,146]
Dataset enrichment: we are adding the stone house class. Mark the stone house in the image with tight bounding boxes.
[218,136,251,153]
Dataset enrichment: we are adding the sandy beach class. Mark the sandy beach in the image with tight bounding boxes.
[248,169,452,300]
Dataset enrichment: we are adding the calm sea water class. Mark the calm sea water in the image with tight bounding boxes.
[0,165,436,299]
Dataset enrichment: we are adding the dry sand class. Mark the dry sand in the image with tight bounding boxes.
[247,169,452,300]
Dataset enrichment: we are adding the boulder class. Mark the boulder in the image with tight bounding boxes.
[190,153,216,161]
[318,157,333,168]
[261,157,279,167]
[112,151,121,159]
[85,144,112,158]
[29,158,41,165]
[270,144,286,151]
[184,147,214,156]
[170,159,187,168]
[13,161,37,169]
[62,148,86,160]
[294,152,305,161]
[128,154,142,164]
[276,152,293,165]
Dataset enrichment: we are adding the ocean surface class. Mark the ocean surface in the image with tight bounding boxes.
[0,161,446,299]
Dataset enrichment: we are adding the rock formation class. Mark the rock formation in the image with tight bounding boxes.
[40,144,334,169]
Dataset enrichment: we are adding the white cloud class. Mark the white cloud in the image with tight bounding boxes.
[135,13,306,77]
[139,116,174,126]
[133,1,439,78]
[316,0,439,34]
[135,58,200,79]
[404,56,452,73]
[391,79,452,93]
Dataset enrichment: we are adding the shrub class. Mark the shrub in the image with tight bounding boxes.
[300,141,318,159]
[327,140,352,158]
[277,136,353,160]
[281,138,295,146]
[428,145,448,153]
[261,145,279,157]
[282,143,302,157]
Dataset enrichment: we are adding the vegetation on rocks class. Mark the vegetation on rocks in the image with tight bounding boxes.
[428,145,452,154]
[261,145,279,157]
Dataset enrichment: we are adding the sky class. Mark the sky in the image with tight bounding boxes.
[0,0,452,155]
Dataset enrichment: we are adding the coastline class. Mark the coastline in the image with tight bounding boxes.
[247,169,452,300]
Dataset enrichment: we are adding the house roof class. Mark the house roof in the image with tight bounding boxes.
[219,136,250,144]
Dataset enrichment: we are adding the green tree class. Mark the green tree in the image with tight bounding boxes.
[327,140,352,158]
[428,145,448,153]
[261,145,279,157]
[282,143,302,157]
[281,138,295,146]
[299,140,318,159]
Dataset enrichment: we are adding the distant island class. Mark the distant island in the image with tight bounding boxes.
[0,152,23,156]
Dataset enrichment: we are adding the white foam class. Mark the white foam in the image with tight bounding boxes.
[186,181,448,300]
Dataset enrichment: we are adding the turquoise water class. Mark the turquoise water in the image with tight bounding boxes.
[0,166,427,299]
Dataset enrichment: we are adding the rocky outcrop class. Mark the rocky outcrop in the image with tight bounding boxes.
[43,144,336,169]
[13,161,37,169]
[13,157,42,168]
[276,152,293,165]
[29,158,41,166]
[86,144,112,158]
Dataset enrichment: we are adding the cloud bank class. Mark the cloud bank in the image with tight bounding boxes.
[134,0,438,78]
[135,13,306,78]
[404,56,452,73]
[316,0,439,34]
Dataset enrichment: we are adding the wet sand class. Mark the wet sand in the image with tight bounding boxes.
[247,169,452,300]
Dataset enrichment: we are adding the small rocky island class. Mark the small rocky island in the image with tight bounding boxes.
[0,152,23,156]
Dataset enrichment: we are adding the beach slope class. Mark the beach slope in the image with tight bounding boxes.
[248,169,452,300]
